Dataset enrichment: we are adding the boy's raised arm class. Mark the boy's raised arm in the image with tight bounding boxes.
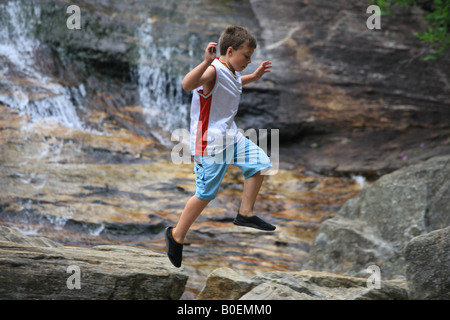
[182,42,217,91]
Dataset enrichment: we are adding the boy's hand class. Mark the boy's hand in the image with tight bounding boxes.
[205,42,217,64]
[252,60,272,81]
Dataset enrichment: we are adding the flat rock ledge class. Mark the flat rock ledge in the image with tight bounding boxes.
[197,267,407,300]
[0,226,188,299]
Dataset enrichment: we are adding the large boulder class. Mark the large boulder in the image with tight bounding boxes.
[405,226,450,300]
[0,226,188,299]
[304,155,450,279]
[197,269,407,300]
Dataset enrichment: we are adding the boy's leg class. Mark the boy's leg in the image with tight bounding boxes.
[166,152,228,267]
[172,195,210,244]
[239,170,264,217]
[171,152,228,244]
[233,137,275,231]
[166,195,209,268]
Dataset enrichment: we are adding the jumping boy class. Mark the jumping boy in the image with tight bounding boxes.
[165,25,275,268]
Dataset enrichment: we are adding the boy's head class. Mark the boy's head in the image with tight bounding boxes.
[219,25,257,56]
[218,25,257,72]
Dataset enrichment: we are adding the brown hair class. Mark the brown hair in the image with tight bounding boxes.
[218,25,257,56]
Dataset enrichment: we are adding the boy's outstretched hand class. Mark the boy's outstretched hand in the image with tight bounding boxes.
[253,60,272,81]
[242,60,272,85]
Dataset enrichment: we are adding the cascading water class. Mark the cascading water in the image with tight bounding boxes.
[0,0,86,130]
[0,0,89,236]
[136,17,192,146]
[0,1,200,238]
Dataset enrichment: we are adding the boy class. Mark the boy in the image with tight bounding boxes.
[165,25,275,268]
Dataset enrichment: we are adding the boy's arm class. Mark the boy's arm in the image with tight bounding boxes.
[182,42,217,91]
[242,60,272,86]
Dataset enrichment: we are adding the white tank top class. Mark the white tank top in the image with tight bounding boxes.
[190,58,243,156]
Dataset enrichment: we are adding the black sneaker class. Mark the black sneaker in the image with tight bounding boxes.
[165,226,183,268]
[233,213,276,231]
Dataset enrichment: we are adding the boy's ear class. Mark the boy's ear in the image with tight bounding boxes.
[227,46,233,56]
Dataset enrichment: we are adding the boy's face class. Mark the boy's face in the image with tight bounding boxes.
[229,43,254,72]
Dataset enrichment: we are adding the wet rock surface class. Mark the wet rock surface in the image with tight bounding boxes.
[0,105,362,298]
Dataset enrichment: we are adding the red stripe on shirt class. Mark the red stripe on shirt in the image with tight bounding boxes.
[195,65,216,156]
[195,93,212,156]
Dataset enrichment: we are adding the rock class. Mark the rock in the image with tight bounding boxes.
[240,282,315,300]
[0,225,63,248]
[245,0,450,173]
[199,268,407,300]
[405,226,450,300]
[197,267,253,300]
[248,270,407,300]
[0,226,188,299]
[304,155,450,279]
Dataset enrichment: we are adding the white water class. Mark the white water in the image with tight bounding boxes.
[0,0,85,130]
[1,1,195,144]
[136,17,191,146]
[0,1,92,236]
[351,174,367,188]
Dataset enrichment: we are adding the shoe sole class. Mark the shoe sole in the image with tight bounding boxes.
[233,220,276,231]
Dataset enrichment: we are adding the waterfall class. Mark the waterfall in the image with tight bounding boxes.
[1,1,198,142]
[0,0,85,130]
[136,17,192,146]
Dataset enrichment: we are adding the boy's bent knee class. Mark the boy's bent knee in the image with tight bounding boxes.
[194,192,216,201]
